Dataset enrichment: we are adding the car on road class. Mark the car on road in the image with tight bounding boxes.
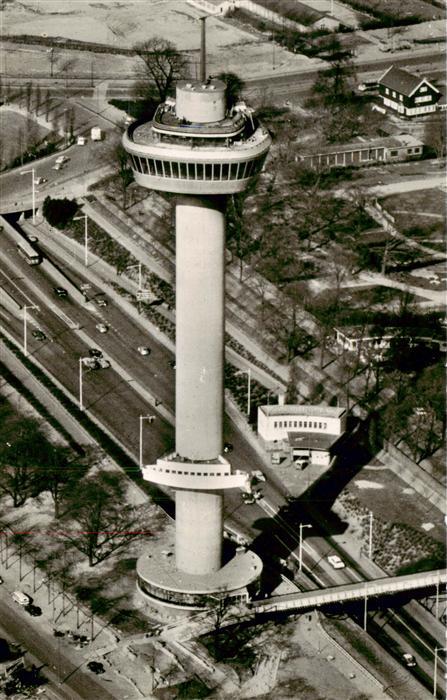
[87,661,105,674]
[89,348,103,358]
[54,287,68,298]
[55,155,69,165]
[327,554,345,570]
[168,359,176,368]
[402,653,416,667]
[96,323,108,334]
[12,591,31,606]
[34,177,47,185]
[31,329,46,341]
[95,297,108,307]
[223,442,233,454]
[252,470,265,482]
[137,346,151,356]
[0,576,3,584]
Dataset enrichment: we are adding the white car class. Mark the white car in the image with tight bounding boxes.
[252,470,265,482]
[12,591,31,606]
[402,653,416,667]
[137,346,151,356]
[327,555,345,570]
[55,155,69,164]
[96,323,108,334]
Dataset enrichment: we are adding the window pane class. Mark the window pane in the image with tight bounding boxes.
[221,162,229,180]
[196,163,204,179]
[187,162,196,179]
[141,157,149,174]
[171,161,179,178]
[205,163,213,180]
[179,161,188,179]
[154,160,162,176]
[230,162,239,179]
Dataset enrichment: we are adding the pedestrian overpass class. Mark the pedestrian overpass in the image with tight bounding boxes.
[252,569,446,614]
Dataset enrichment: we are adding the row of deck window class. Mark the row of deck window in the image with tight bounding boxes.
[274,420,327,430]
[129,154,265,181]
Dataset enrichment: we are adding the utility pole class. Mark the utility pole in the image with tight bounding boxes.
[139,415,155,468]
[368,510,373,559]
[298,523,312,573]
[199,16,208,82]
[363,582,368,631]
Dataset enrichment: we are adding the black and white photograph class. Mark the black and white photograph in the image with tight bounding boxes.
[0,1,445,698]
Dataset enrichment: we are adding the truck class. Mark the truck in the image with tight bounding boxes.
[91,127,102,141]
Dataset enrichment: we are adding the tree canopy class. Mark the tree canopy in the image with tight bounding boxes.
[133,37,187,104]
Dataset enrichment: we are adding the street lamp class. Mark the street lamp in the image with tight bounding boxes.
[236,368,251,416]
[368,510,373,559]
[139,415,155,468]
[433,646,446,697]
[74,213,89,266]
[20,168,36,223]
[79,358,84,411]
[298,523,312,573]
[23,304,39,357]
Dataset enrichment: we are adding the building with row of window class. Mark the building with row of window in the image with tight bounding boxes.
[335,326,447,361]
[377,65,442,117]
[257,405,347,466]
[299,133,424,170]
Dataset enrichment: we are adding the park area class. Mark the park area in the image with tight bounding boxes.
[380,188,446,255]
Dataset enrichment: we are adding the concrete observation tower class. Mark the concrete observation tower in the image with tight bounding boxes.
[123,62,271,617]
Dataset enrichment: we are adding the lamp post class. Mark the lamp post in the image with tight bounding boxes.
[139,414,155,468]
[79,358,84,411]
[368,510,373,559]
[20,168,36,223]
[236,368,251,416]
[298,523,312,573]
[74,214,89,266]
[23,304,39,357]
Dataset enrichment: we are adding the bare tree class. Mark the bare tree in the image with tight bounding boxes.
[63,471,145,566]
[133,37,187,103]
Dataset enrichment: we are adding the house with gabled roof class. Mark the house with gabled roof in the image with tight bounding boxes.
[378,65,441,117]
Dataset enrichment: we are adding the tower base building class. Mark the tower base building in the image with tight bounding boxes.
[123,78,270,617]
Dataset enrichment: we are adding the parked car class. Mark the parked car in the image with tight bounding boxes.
[55,155,69,165]
[12,591,31,606]
[223,442,233,454]
[96,323,108,334]
[95,297,108,307]
[327,555,345,570]
[54,287,68,298]
[402,653,416,667]
[137,346,151,356]
[31,329,46,341]
[168,359,176,368]
[252,470,265,482]
[89,348,103,358]
[87,661,105,674]
[34,177,47,185]
[26,604,42,617]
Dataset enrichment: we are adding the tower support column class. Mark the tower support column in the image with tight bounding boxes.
[175,196,225,462]
[176,489,223,574]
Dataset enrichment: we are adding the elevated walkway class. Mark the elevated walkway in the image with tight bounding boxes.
[253,569,446,614]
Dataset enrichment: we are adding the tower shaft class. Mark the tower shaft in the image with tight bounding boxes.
[175,196,225,461]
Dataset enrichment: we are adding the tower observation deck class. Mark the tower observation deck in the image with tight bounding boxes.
[123,77,271,618]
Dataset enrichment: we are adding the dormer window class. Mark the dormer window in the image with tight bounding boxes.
[420,85,428,92]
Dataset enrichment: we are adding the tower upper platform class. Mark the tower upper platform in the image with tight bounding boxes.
[123,78,271,195]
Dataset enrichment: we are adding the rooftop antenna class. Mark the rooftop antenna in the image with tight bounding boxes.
[199,15,208,83]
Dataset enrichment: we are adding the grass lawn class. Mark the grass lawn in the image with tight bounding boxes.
[380,189,445,254]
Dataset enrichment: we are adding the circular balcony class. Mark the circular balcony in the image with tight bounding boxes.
[123,117,271,195]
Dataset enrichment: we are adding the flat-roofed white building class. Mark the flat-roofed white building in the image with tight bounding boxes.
[258,405,347,466]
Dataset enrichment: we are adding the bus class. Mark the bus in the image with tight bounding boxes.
[16,238,42,265]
